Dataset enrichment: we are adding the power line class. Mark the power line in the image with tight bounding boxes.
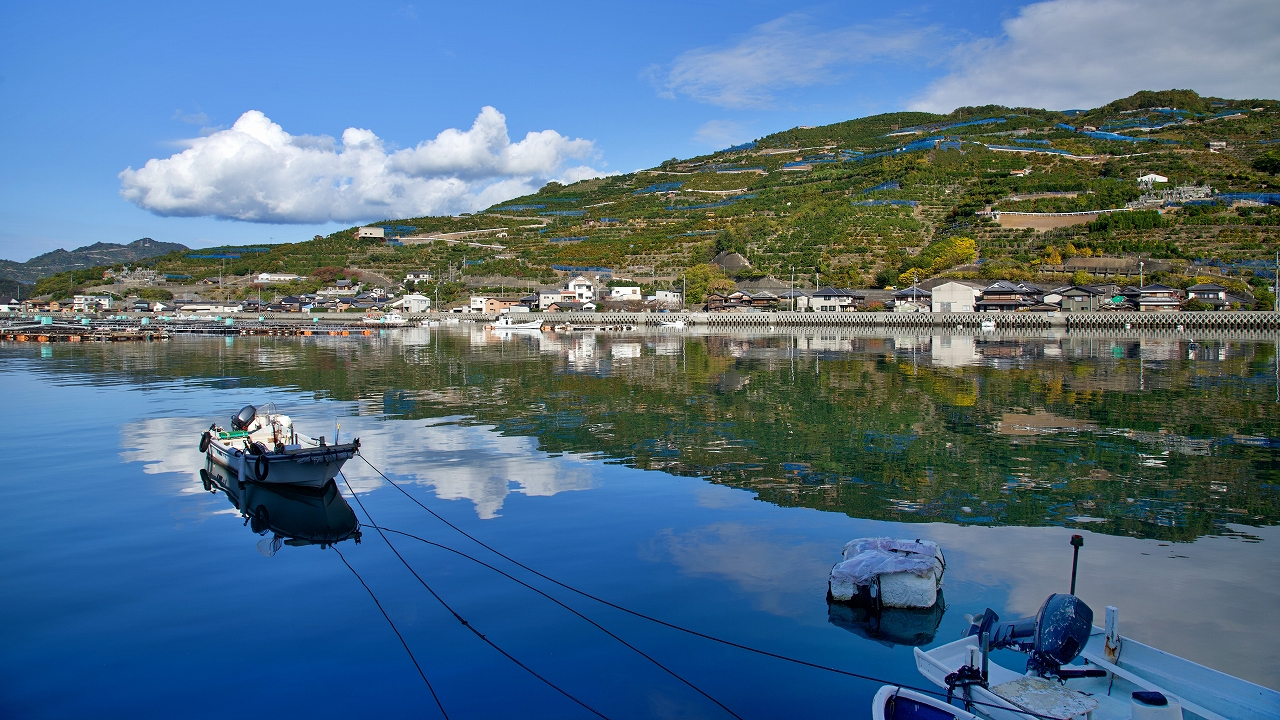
[333,546,449,720]
[340,474,612,720]
[355,454,1063,720]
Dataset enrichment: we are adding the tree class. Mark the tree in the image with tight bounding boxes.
[680,263,725,303]
[706,278,737,296]
[1253,150,1280,175]
[1071,270,1091,286]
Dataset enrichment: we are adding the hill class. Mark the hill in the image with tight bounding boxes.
[30,90,1280,306]
[0,238,188,284]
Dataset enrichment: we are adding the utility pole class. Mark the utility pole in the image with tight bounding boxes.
[1139,261,1144,289]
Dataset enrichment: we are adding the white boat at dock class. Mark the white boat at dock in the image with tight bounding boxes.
[489,316,544,330]
[200,404,359,488]
[362,312,408,326]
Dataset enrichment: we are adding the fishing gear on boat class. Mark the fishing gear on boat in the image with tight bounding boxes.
[339,474,613,720]
[353,455,1065,720]
[332,546,449,720]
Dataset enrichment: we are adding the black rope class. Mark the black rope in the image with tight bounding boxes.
[340,474,612,720]
[371,524,743,720]
[333,546,449,720]
[356,453,1064,720]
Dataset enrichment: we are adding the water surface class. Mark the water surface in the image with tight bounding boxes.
[2,328,1277,718]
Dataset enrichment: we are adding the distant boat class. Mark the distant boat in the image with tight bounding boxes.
[362,312,407,326]
[490,316,543,330]
[980,319,996,332]
[659,319,686,329]
[200,403,359,488]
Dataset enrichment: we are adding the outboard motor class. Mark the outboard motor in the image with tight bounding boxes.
[967,593,1103,678]
[232,405,257,431]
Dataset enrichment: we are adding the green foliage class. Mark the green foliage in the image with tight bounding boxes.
[680,263,725,303]
[1252,150,1280,175]
[33,266,108,300]
[1088,210,1167,233]
[135,287,173,301]
[898,236,976,282]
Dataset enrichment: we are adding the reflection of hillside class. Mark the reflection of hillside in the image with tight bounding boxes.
[13,330,1279,541]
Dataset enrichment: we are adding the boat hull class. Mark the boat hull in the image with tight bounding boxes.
[206,437,356,488]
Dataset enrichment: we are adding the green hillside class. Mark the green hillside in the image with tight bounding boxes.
[34,90,1280,305]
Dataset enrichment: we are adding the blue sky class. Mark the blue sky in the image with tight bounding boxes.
[1,0,1276,261]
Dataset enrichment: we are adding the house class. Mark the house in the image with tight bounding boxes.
[1207,141,1227,152]
[609,286,642,300]
[470,296,490,312]
[1052,285,1108,312]
[930,281,982,313]
[538,275,597,309]
[131,300,152,312]
[1125,284,1182,312]
[811,287,862,312]
[975,281,1040,312]
[73,295,113,312]
[546,300,595,312]
[257,273,302,283]
[391,293,432,313]
[356,226,385,239]
[892,287,932,313]
[1186,283,1228,308]
[746,290,779,310]
[405,271,433,283]
[705,291,750,312]
[483,297,524,314]
[778,289,809,310]
[650,290,683,308]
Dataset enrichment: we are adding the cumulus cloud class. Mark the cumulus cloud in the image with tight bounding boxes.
[912,0,1280,112]
[120,107,604,224]
[650,14,929,109]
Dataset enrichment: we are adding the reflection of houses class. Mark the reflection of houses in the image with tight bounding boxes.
[892,287,931,312]
[812,287,862,312]
[930,281,981,313]
[975,281,1040,312]
[930,334,978,367]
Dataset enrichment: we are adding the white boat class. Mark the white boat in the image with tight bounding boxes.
[980,319,996,332]
[200,404,359,488]
[659,319,686,328]
[907,594,1280,720]
[362,312,408,326]
[873,685,977,720]
[490,316,544,330]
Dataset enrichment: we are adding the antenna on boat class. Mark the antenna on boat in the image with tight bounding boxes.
[1069,534,1083,594]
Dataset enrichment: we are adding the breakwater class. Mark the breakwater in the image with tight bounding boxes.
[3,310,1277,342]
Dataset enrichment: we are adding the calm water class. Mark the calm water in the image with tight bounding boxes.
[2,327,1278,719]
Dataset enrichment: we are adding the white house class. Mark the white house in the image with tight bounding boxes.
[405,271,433,282]
[539,276,596,309]
[73,295,113,312]
[356,226,385,239]
[257,272,301,283]
[931,281,982,313]
[609,286,642,300]
[651,290,683,308]
[392,294,432,313]
[811,288,860,312]
[470,296,490,312]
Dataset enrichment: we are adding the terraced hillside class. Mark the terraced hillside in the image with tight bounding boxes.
[34,90,1280,306]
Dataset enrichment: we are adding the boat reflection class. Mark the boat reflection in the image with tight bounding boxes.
[201,461,361,554]
[826,593,946,647]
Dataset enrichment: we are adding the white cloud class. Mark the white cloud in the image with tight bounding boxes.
[119,107,605,224]
[650,14,929,109]
[693,120,750,149]
[912,0,1280,112]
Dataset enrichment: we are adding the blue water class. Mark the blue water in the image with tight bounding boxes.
[2,333,1277,718]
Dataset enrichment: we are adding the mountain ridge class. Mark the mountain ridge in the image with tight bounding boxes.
[0,238,189,284]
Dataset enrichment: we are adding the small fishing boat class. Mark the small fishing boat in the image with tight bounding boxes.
[904,593,1278,720]
[490,316,544,330]
[363,312,408,326]
[872,685,977,720]
[199,403,359,488]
